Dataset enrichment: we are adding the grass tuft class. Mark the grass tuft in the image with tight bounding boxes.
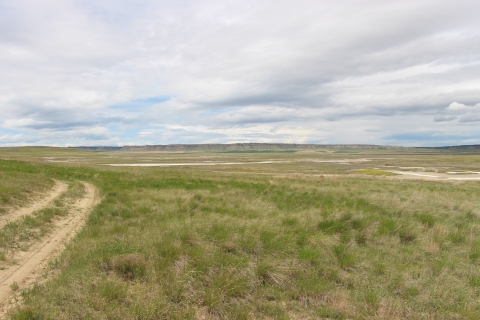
[112,253,147,280]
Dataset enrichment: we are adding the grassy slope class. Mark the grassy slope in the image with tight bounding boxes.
[0,149,478,319]
[0,160,54,215]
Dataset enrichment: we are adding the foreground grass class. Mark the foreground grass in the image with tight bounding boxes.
[4,163,478,319]
[0,150,478,319]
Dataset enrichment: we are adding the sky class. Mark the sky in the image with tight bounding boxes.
[1,0,480,147]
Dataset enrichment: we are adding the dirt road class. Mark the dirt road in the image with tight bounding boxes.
[0,180,68,229]
[0,181,98,315]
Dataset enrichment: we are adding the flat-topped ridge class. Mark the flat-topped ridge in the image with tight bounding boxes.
[72,143,398,151]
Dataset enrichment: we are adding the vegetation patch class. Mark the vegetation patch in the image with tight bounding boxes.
[357,169,395,175]
[0,161,54,214]
[0,149,479,319]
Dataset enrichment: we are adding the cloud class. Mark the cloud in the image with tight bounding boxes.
[1,0,480,146]
[433,115,457,122]
[459,115,480,123]
[446,102,480,113]
[434,102,480,123]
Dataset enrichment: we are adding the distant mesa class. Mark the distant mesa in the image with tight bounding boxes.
[424,144,480,150]
[69,143,480,152]
[71,143,398,152]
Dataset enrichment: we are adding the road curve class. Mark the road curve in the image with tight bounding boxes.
[0,180,68,229]
[0,182,98,314]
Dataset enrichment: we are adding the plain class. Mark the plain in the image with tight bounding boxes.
[0,147,479,319]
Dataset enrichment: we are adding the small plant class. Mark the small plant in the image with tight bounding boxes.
[318,219,348,234]
[378,218,396,236]
[256,262,275,285]
[100,281,126,301]
[414,213,436,228]
[355,232,368,245]
[364,289,380,310]
[334,245,355,270]
[469,241,480,262]
[298,247,321,262]
[373,262,386,275]
[282,217,298,227]
[10,306,38,320]
[10,281,19,291]
[398,227,417,244]
[447,231,465,244]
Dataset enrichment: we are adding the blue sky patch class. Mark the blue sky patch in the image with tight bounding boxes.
[0,128,25,135]
[108,96,171,111]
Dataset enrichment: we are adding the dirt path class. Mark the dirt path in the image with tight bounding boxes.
[0,180,68,229]
[0,182,98,315]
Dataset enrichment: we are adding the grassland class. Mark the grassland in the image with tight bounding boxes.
[1,147,480,319]
[0,160,54,215]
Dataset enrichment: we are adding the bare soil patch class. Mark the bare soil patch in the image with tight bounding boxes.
[388,170,480,181]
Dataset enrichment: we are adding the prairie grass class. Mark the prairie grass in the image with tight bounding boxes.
[1,148,480,319]
[0,160,54,215]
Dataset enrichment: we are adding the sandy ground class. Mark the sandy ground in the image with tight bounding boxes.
[0,180,68,229]
[388,170,480,181]
[0,182,98,317]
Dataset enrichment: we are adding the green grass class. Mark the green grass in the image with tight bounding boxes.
[0,148,479,319]
[357,169,395,175]
[0,160,54,215]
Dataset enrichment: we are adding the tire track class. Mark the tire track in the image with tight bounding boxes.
[0,182,98,315]
[0,180,68,229]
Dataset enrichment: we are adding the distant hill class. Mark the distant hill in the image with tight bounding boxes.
[421,144,480,150]
[73,146,123,151]
[72,143,398,152]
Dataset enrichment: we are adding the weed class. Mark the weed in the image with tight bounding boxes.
[10,281,19,291]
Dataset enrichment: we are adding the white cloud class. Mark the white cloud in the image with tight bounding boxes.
[433,115,457,122]
[1,0,480,146]
[446,102,480,113]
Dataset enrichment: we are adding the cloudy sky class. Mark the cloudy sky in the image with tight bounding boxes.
[1,0,480,147]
